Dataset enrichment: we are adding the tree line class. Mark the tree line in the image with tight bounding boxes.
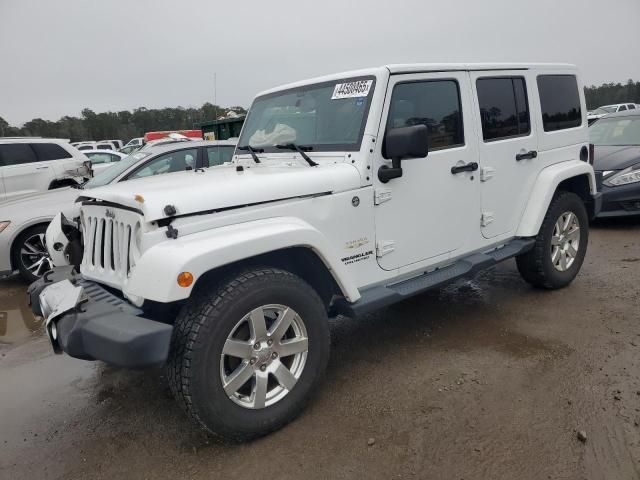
[0,103,246,143]
[584,79,640,110]
[1,80,639,142]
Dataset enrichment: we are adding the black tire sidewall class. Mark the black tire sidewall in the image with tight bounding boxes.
[538,193,589,287]
[187,271,329,439]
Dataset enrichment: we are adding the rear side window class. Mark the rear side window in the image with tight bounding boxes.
[628,104,636,110]
[476,77,530,141]
[31,143,73,161]
[385,79,464,153]
[0,143,38,166]
[206,146,235,167]
[537,75,582,131]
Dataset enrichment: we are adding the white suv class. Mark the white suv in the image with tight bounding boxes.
[31,63,601,441]
[0,138,89,200]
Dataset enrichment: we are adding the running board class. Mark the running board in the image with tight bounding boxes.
[332,238,535,318]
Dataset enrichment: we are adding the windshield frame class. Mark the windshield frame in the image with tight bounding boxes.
[237,75,377,153]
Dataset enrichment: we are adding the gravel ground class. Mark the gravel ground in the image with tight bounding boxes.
[0,219,639,480]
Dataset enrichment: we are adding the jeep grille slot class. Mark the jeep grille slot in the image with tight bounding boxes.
[81,206,142,285]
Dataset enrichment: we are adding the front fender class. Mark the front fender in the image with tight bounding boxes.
[125,217,361,304]
[516,160,597,237]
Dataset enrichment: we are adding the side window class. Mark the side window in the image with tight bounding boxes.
[476,77,530,141]
[86,153,113,164]
[619,105,627,111]
[110,154,121,162]
[31,143,73,161]
[537,75,582,132]
[0,144,38,166]
[127,149,197,180]
[206,146,235,167]
[385,79,464,154]
[628,104,636,110]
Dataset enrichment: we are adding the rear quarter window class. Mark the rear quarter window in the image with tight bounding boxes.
[0,143,38,166]
[537,75,582,132]
[31,143,73,161]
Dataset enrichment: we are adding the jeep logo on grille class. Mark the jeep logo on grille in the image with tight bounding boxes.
[105,209,116,219]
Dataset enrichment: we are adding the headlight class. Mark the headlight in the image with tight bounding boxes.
[603,164,640,187]
[0,221,10,234]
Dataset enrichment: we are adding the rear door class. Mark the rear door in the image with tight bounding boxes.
[470,71,539,239]
[0,143,51,198]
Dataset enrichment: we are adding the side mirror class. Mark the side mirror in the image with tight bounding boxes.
[379,125,429,183]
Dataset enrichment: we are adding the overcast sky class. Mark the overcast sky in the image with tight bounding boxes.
[1,0,639,125]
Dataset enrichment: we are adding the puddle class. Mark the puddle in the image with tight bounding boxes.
[0,276,44,345]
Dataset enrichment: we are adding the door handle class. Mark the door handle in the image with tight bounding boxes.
[35,166,49,170]
[516,150,537,161]
[451,162,479,174]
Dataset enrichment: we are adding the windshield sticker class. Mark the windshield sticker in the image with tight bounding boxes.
[331,80,373,100]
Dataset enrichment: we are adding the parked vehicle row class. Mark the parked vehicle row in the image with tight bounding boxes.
[587,103,638,124]
[0,140,235,281]
[29,63,600,442]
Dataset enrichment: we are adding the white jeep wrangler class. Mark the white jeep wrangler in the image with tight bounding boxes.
[30,63,601,441]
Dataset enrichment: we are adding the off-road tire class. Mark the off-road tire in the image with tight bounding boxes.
[166,267,330,442]
[516,191,589,289]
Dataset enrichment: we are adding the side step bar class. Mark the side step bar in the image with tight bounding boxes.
[333,238,535,318]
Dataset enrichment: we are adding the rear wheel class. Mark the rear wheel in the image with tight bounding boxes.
[516,191,589,289]
[12,224,53,283]
[167,268,330,441]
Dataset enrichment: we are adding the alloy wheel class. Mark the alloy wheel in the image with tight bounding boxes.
[220,304,309,409]
[550,211,580,272]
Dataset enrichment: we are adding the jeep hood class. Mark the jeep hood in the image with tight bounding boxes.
[81,163,361,221]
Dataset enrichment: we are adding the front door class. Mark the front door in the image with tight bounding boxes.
[470,71,539,239]
[374,72,480,271]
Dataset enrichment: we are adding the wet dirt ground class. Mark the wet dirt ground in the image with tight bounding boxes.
[1,220,639,480]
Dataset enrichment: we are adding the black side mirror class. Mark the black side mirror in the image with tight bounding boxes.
[379,125,429,183]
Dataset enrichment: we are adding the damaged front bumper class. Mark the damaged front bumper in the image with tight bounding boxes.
[28,267,172,368]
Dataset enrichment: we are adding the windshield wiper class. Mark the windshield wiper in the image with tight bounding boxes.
[237,145,263,163]
[275,143,318,167]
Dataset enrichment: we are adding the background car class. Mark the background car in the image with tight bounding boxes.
[123,137,143,148]
[589,110,640,217]
[82,149,127,174]
[0,137,89,200]
[0,139,236,281]
[118,144,142,154]
[588,103,637,124]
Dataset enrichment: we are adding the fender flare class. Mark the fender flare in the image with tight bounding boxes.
[124,216,361,304]
[516,160,597,237]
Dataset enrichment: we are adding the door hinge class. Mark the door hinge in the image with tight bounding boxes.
[481,212,495,227]
[376,240,395,257]
[480,167,495,182]
[374,188,392,205]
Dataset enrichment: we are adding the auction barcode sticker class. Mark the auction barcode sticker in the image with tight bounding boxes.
[331,80,373,100]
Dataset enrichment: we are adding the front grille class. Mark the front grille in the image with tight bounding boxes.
[80,205,142,287]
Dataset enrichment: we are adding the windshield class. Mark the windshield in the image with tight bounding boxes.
[591,107,611,115]
[84,151,151,188]
[600,106,617,113]
[238,76,375,152]
[589,117,640,146]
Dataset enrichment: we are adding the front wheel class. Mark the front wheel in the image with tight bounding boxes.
[516,191,589,289]
[167,268,330,441]
[12,224,54,283]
